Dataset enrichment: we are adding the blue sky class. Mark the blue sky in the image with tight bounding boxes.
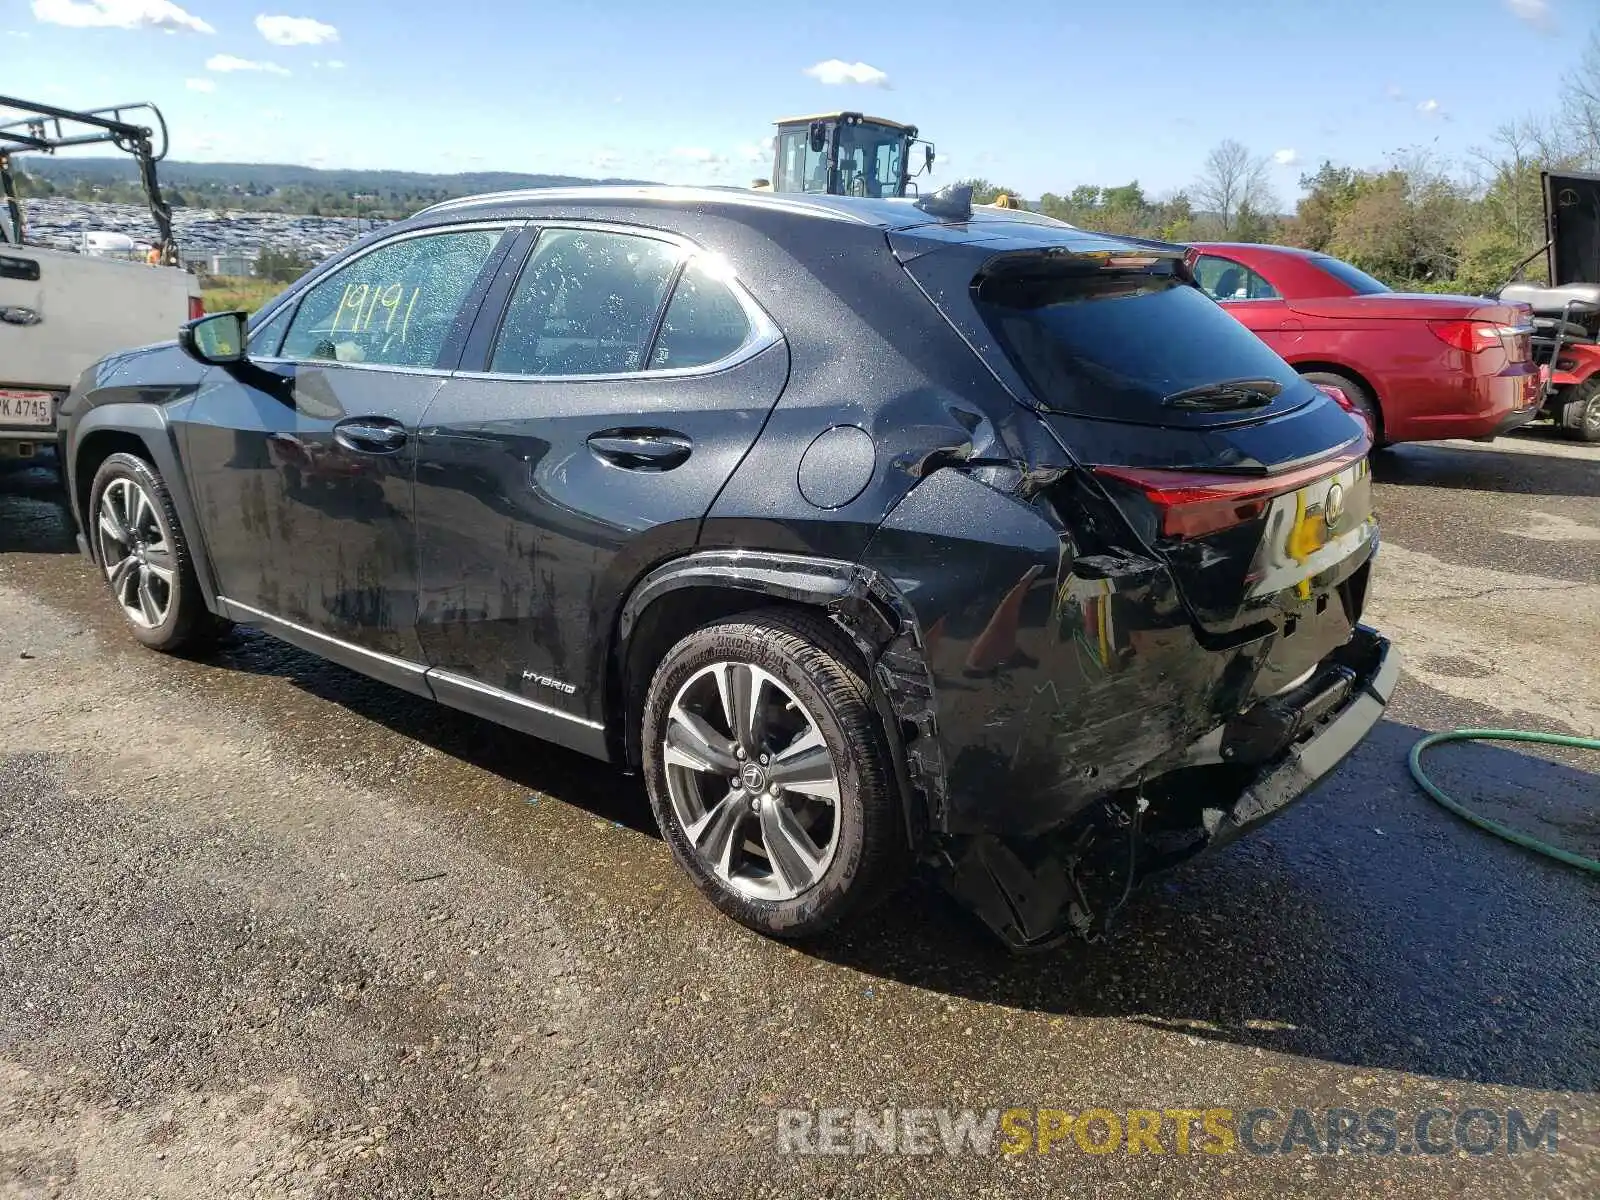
[0,0,1590,201]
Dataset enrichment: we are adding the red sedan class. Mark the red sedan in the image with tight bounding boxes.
[1187,243,1541,444]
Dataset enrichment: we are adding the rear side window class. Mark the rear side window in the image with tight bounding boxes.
[974,265,1303,423]
[280,228,501,368]
[650,260,753,369]
[491,230,682,376]
[1310,255,1391,296]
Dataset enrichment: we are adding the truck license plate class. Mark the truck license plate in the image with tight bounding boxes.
[0,390,54,427]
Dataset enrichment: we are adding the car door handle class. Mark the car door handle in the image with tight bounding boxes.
[333,416,408,455]
[586,431,692,471]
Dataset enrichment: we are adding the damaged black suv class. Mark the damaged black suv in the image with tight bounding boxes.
[59,185,1396,948]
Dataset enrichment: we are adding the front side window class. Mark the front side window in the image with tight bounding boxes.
[280,228,502,368]
[248,302,293,356]
[1194,254,1280,301]
[490,229,682,377]
[836,124,904,198]
[650,259,754,369]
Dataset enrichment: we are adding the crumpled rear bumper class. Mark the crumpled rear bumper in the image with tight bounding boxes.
[1205,624,1398,848]
[941,625,1398,950]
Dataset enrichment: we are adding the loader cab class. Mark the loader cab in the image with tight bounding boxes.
[770,112,933,198]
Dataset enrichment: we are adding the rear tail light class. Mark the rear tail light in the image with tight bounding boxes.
[1427,319,1529,360]
[188,295,205,320]
[1093,434,1371,540]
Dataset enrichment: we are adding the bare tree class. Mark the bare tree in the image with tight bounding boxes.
[1193,140,1275,235]
[1561,29,1600,169]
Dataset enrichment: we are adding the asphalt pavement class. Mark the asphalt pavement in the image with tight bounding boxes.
[0,428,1595,1199]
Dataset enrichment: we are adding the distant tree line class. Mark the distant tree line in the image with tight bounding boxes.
[961,27,1600,296]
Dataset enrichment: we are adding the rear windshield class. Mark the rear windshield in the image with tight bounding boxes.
[1310,255,1391,295]
[974,265,1306,423]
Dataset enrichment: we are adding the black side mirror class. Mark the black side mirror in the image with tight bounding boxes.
[809,122,828,154]
[925,145,935,172]
[180,310,248,366]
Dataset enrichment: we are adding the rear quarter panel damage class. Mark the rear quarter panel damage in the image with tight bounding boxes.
[862,467,1260,840]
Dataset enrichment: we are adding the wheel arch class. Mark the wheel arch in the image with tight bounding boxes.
[1290,360,1385,435]
[612,550,942,849]
[71,405,222,611]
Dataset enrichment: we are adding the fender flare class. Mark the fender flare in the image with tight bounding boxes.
[617,549,947,848]
[68,403,223,611]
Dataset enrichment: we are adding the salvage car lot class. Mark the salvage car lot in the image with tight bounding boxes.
[0,432,1596,1198]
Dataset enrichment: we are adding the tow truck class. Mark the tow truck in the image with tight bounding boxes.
[0,96,201,463]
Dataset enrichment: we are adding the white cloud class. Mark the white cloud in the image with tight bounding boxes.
[185,76,215,92]
[31,0,214,33]
[739,137,774,164]
[590,151,622,173]
[207,52,290,75]
[672,147,725,164]
[804,58,890,87]
[254,13,338,46]
[1417,98,1442,116]
[318,58,344,68]
[1506,0,1553,29]
[1384,83,1405,101]
[4,29,32,37]
[1273,148,1300,166]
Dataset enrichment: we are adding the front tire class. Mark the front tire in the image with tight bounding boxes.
[1559,379,1600,443]
[88,452,221,652]
[641,608,907,939]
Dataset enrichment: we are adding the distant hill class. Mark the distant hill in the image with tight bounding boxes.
[19,157,657,218]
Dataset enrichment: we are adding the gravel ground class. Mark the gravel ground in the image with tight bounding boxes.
[0,428,1596,1199]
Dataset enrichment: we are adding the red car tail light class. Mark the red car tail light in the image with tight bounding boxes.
[1092,434,1371,540]
[1426,319,1511,355]
[188,295,205,320]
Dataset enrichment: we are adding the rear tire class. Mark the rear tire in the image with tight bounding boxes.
[1559,379,1600,443]
[1299,370,1383,444]
[88,452,225,653]
[641,607,908,940]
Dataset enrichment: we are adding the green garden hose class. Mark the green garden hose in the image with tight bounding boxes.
[1408,729,1600,875]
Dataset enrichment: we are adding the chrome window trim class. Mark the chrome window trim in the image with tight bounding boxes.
[262,219,518,369]
[460,220,782,384]
[244,357,455,378]
[428,669,605,731]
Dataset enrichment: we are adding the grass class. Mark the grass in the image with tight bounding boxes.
[200,276,290,315]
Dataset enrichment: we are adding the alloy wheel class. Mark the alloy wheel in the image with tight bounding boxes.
[96,477,175,629]
[662,661,843,901]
